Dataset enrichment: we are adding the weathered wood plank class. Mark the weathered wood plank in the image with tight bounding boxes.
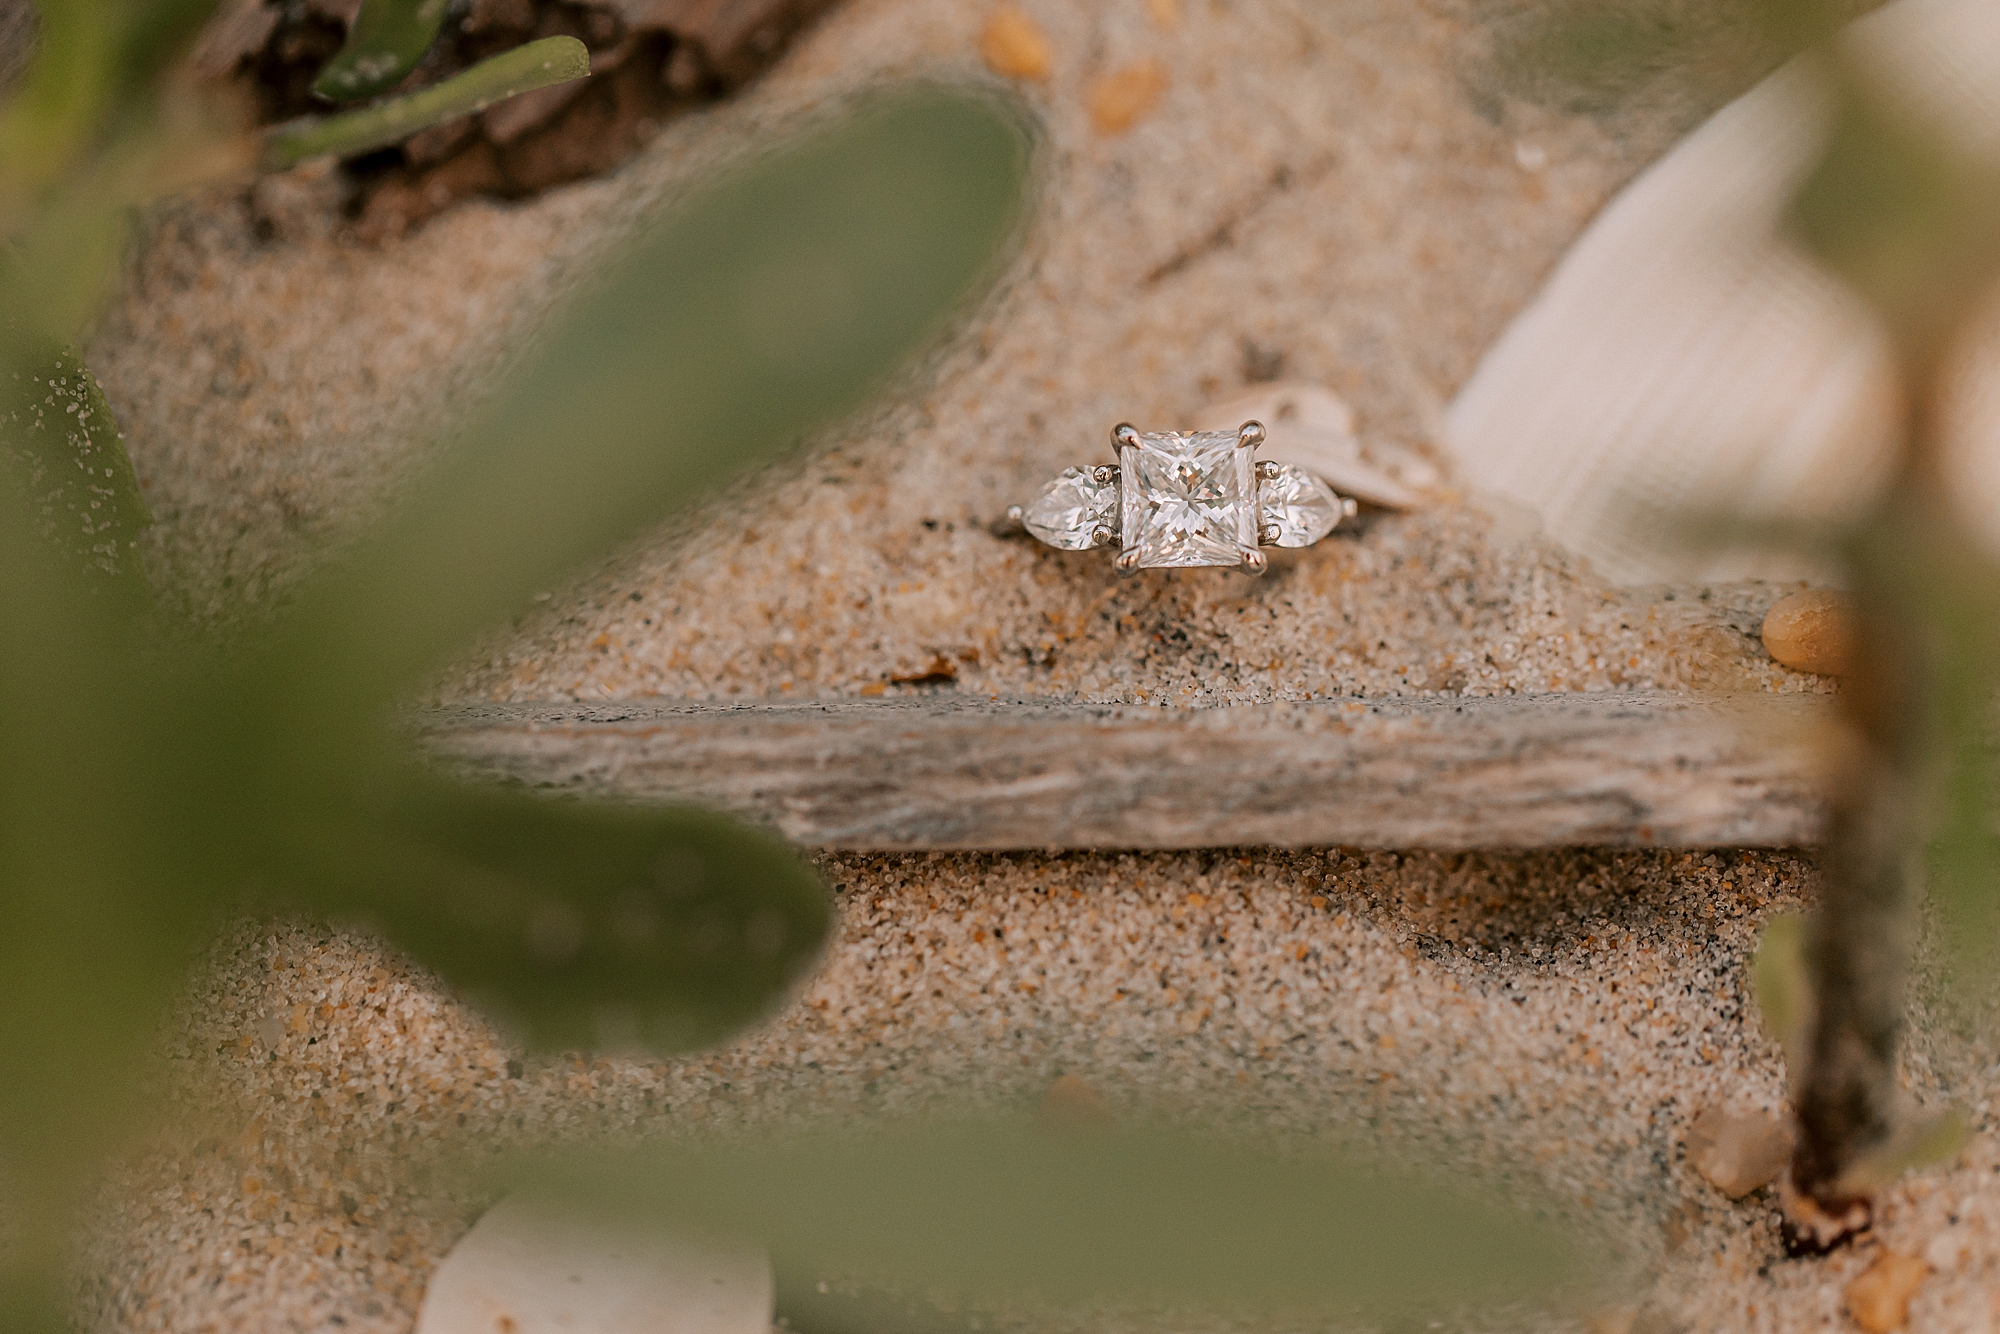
[417,692,1833,851]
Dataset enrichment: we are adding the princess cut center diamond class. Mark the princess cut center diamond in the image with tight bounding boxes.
[1118,430,1257,568]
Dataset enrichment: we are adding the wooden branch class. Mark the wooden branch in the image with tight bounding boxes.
[416,691,1834,851]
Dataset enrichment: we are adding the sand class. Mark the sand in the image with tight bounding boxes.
[70,0,2000,1329]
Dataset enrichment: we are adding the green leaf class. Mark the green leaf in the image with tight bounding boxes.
[117,0,231,91]
[0,1273,69,1334]
[0,331,152,609]
[1484,0,1850,120]
[1836,1107,1971,1196]
[1789,62,2000,356]
[0,0,226,213]
[0,0,117,203]
[1752,912,1812,1077]
[0,78,1029,1314]
[294,778,833,1055]
[266,35,591,168]
[0,488,202,1326]
[510,1123,1589,1317]
[312,0,452,103]
[1921,534,2000,981]
[266,86,1031,708]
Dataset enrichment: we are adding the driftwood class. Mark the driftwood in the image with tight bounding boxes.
[418,690,1833,851]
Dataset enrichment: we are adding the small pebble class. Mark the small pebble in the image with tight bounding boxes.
[1922,1227,1971,1273]
[1087,60,1167,135]
[978,6,1052,81]
[1684,1106,1791,1199]
[1844,1251,1930,1333]
[1760,588,1856,676]
[1584,1309,1635,1334]
[1037,1073,1112,1129]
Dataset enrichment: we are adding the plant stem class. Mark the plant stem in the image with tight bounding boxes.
[1787,345,1951,1245]
[262,35,589,170]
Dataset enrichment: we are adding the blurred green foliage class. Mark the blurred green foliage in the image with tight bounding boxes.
[0,326,152,606]
[1784,29,2000,998]
[0,6,1036,1318]
[1790,63,2000,360]
[0,4,1616,1331]
[519,1121,1585,1320]
[1751,911,1810,1075]
[1481,0,1868,125]
[1489,0,2000,1231]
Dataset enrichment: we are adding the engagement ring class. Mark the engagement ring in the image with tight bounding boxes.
[1009,421,1357,575]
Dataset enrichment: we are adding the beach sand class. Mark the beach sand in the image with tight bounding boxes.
[74,0,1998,1328]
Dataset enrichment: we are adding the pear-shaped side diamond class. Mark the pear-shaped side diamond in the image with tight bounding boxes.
[1023,466,1118,549]
[1259,463,1345,547]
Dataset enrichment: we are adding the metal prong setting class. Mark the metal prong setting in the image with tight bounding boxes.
[1005,504,1025,526]
[1095,464,1122,549]
[1236,419,1266,450]
[1257,460,1280,480]
[1239,546,1268,576]
[1341,497,1359,518]
[1109,431,1139,564]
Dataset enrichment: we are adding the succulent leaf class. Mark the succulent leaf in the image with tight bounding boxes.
[315,779,831,1055]
[266,86,1031,706]
[311,0,453,103]
[0,331,151,608]
[1789,63,2000,355]
[1836,1107,1972,1195]
[511,1123,1587,1316]
[1752,912,1812,1077]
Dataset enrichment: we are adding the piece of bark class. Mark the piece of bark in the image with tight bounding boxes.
[401,117,480,168]
[304,0,364,23]
[419,690,1832,851]
[1684,1106,1792,1198]
[482,76,591,145]
[600,0,835,83]
[466,0,539,32]
[354,138,508,245]
[196,0,834,240]
[495,56,663,191]
[416,1196,772,1334]
[187,0,280,79]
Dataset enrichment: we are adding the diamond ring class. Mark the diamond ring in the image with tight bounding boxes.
[1008,421,1357,575]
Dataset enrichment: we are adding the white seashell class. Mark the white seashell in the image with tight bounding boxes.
[1443,0,2000,586]
[1190,381,1435,510]
[416,1195,772,1334]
